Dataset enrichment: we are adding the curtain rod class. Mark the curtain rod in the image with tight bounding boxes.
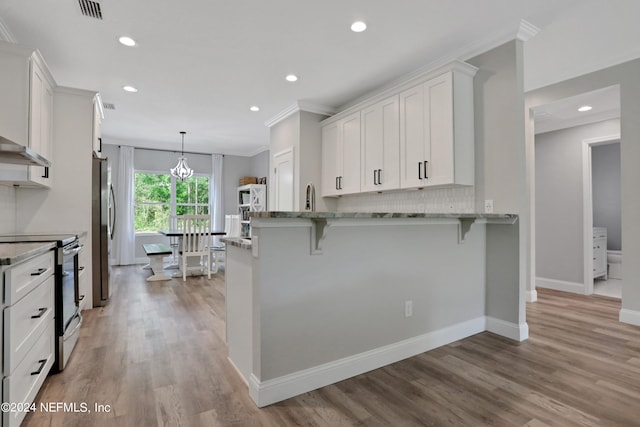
[118,145,224,156]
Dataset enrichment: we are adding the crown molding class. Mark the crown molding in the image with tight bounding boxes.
[0,17,16,43]
[516,19,541,42]
[264,101,335,128]
[338,18,541,113]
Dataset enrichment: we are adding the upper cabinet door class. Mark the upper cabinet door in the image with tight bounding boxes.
[339,112,361,195]
[399,84,426,189]
[361,95,399,192]
[424,72,454,186]
[321,122,339,197]
[0,44,55,188]
[28,59,54,187]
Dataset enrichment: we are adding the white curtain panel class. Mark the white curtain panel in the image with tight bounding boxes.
[211,153,224,243]
[114,145,136,265]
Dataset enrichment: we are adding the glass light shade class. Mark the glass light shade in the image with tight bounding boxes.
[170,156,194,182]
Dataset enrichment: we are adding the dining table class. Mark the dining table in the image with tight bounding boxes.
[158,229,226,277]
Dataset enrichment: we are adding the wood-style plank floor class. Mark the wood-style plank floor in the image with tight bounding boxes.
[23,266,640,426]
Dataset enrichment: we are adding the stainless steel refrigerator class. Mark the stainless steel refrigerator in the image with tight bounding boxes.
[92,155,115,306]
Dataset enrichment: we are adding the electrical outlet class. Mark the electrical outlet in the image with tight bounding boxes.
[405,300,413,318]
[484,199,494,213]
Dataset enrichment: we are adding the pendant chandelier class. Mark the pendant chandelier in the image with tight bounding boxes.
[170,131,194,182]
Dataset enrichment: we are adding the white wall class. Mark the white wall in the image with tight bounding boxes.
[535,119,620,285]
[592,142,621,250]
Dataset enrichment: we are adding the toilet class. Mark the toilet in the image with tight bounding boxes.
[607,250,622,279]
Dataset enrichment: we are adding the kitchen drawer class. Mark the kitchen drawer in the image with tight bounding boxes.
[4,275,54,374]
[4,250,54,306]
[3,320,55,427]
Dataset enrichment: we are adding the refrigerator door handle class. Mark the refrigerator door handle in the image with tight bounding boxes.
[109,184,116,240]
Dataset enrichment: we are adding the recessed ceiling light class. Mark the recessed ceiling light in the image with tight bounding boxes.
[250,106,260,112]
[351,21,367,32]
[578,105,592,112]
[285,74,298,82]
[123,85,138,93]
[118,36,136,47]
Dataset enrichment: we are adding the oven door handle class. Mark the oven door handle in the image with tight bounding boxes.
[63,312,83,341]
[63,244,83,257]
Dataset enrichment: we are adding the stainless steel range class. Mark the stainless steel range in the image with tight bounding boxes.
[0,233,83,371]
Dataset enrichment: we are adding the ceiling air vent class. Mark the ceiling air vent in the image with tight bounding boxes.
[102,102,116,111]
[78,0,103,20]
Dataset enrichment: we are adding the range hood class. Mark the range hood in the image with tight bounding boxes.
[0,135,51,167]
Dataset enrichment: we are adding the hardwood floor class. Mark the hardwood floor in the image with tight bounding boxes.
[23,267,640,426]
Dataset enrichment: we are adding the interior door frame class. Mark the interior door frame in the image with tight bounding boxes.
[582,133,620,295]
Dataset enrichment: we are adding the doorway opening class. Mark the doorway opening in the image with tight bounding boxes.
[531,85,621,298]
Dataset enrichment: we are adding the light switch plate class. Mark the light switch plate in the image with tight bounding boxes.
[484,200,493,213]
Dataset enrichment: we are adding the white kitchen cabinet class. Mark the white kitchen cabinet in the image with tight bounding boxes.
[361,95,400,192]
[2,248,56,427]
[593,227,607,280]
[400,65,475,189]
[92,95,103,156]
[321,111,361,196]
[78,234,91,311]
[0,41,55,188]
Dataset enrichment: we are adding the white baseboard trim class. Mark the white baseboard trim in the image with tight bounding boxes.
[227,357,249,387]
[486,316,529,341]
[619,309,640,327]
[527,289,538,302]
[536,277,584,294]
[248,316,486,407]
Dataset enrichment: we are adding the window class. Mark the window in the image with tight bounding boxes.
[134,172,209,233]
[176,175,209,215]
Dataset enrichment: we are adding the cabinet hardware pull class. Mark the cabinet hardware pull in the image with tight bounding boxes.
[373,170,378,185]
[31,359,47,376]
[378,169,382,185]
[30,267,47,276]
[339,176,343,190]
[42,167,49,179]
[418,162,422,180]
[31,307,48,319]
[335,177,339,190]
[78,266,85,271]
[424,161,428,179]
[79,295,85,301]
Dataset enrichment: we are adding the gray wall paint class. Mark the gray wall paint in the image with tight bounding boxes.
[0,186,16,234]
[535,120,620,283]
[251,150,269,182]
[592,142,621,251]
[103,143,267,259]
[468,40,526,215]
[269,110,335,212]
[468,40,529,311]
[526,57,640,316]
[223,155,252,215]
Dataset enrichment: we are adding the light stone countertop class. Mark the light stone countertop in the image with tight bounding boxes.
[0,242,56,266]
[250,211,517,220]
[221,237,252,249]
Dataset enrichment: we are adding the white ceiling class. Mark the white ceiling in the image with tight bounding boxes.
[532,86,620,135]
[0,0,635,156]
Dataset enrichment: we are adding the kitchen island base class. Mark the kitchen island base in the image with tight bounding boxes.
[224,213,524,407]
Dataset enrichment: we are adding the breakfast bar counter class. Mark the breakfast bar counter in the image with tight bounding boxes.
[225,211,525,407]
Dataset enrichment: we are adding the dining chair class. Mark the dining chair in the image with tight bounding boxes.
[168,214,183,267]
[210,214,241,273]
[181,214,211,281]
